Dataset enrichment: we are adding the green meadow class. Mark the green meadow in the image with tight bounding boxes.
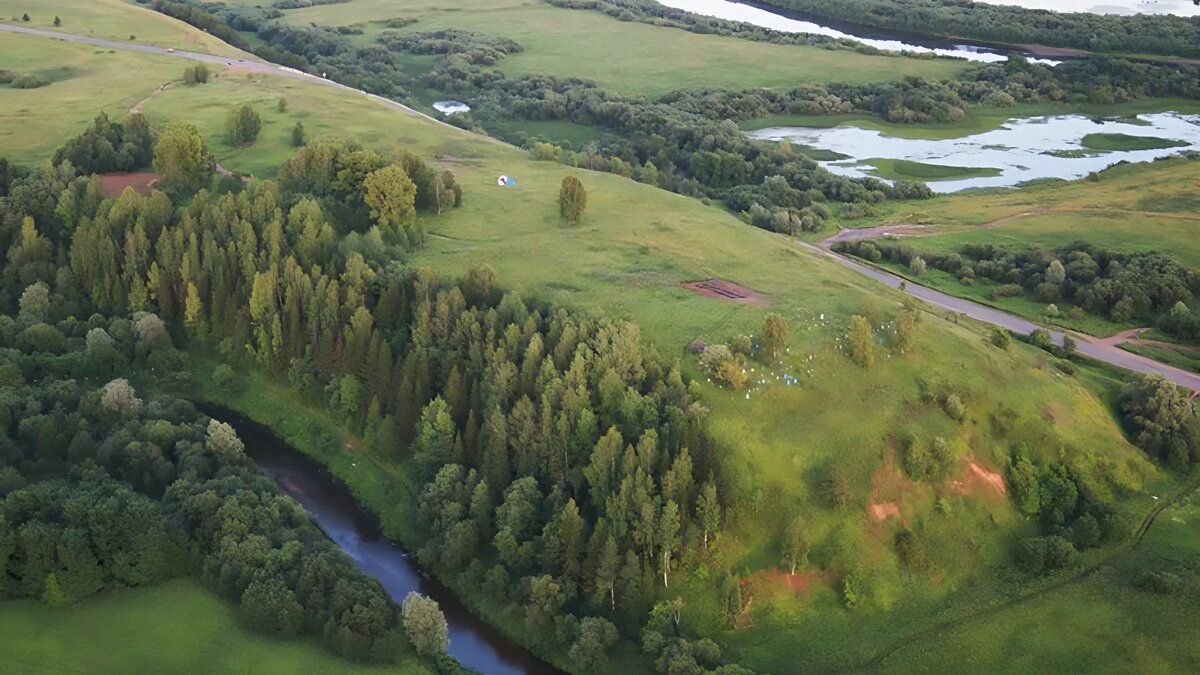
[221,0,969,97]
[0,0,244,56]
[862,158,1002,182]
[0,579,425,675]
[2,8,1196,674]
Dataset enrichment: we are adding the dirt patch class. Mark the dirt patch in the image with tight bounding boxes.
[870,502,901,521]
[682,278,767,305]
[951,459,1007,498]
[97,172,158,198]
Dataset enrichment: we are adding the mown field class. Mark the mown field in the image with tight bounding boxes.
[0,0,243,56]
[220,0,969,97]
[0,578,425,675]
[3,9,1196,675]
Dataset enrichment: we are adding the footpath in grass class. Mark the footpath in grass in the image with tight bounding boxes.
[0,578,423,675]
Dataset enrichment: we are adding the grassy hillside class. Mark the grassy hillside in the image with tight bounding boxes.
[220,0,969,97]
[4,11,1195,674]
[0,579,425,674]
[0,0,244,56]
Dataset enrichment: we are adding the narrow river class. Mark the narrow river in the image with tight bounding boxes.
[193,403,560,675]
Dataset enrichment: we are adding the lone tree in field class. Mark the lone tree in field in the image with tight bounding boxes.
[848,315,875,368]
[761,313,789,361]
[559,175,587,224]
[183,63,210,85]
[363,165,417,238]
[153,121,213,195]
[54,16,61,27]
[226,104,262,147]
[402,592,448,657]
[290,121,305,147]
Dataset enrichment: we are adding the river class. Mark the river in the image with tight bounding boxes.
[747,112,1200,192]
[973,0,1200,17]
[655,0,1059,62]
[193,403,560,675]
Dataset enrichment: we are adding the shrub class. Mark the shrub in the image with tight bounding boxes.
[11,73,50,89]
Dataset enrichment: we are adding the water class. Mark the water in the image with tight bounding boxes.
[974,0,1200,17]
[194,403,560,675]
[656,0,1049,62]
[747,112,1200,192]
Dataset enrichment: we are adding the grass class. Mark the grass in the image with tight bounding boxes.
[740,99,1200,140]
[0,578,425,674]
[1121,342,1200,374]
[862,158,1002,182]
[855,157,1200,268]
[0,0,244,56]
[1081,132,1190,152]
[485,118,606,148]
[221,0,969,97]
[8,13,1193,673]
[0,33,184,165]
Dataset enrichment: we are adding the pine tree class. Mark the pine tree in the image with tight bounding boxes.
[696,481,720,551]
[42,573,69,607]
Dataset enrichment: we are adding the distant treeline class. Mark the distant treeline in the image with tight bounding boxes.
[756,0,1200,59]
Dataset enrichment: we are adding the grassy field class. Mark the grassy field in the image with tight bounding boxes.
[1121,342,1200,374]
[1081,132,1190,152]
[7,11,1195,674]
[221,0,968,97]
[0,579,425,674]
[0,33,184,165]
[0,0,244,56]
[863,158,1002,182]
[740,99,1200,139]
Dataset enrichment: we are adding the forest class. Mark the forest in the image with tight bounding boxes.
[0,113,760,673]
[756,0,1200,58]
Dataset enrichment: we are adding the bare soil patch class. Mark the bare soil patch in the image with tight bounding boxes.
[870,502,901,521]
[682,278,767,305]
[97,172,158,198]
[950,459,1007,498]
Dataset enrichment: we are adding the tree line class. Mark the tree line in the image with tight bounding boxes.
[0,116,754,671]
[756,0,1200,59]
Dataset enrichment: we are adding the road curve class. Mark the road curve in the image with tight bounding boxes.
[808,240,1200,391]
[0,24,455,129]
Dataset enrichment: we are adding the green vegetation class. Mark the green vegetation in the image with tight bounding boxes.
[0,579,421,675]
[862,158,1001,182]
[220,0,968,97]
[0,0,244,56]
[740,100,1200,140]
[1081,133,1189,152]
[1120,342,1200,374]
[4,3,1200,674]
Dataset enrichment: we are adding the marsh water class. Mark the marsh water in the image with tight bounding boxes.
[747,112,1200,192]
[194,403,560,675]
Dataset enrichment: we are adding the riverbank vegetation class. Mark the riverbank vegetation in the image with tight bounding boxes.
[756,0,1200,59]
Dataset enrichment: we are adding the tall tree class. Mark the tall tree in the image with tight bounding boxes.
[559,175,587,224]
[363,165,417,239]
[761,312,789,361]
[848,315,875,368]
[152,122,213,196]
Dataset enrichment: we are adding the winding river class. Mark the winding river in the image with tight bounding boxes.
[747,112,1200,192]
[657,0,1032,61]
[193,403,559,675]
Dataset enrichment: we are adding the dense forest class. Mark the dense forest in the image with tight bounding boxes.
[757,0,1200,58]
[0,115,758,673]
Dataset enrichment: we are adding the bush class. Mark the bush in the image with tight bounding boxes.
[943,394,966,423]
[1134,570,1182,595]
[10,73,50,89]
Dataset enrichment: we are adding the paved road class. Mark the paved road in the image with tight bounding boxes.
[809,240,1200,390]
[0,24,454,128]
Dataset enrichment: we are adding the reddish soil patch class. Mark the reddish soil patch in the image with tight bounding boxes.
[97,172,158,198]
[950,459,1007,498]
[869,502,900,521]
[682,278,767,305]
